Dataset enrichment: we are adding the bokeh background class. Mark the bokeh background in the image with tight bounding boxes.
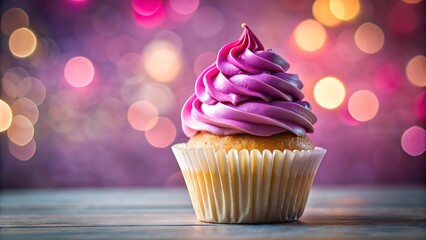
[0,0,425,188]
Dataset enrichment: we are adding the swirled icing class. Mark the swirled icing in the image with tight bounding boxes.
[182,24,317,137]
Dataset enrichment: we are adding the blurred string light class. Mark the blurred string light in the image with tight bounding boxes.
[406,55,426,87]
[329,0,360,21]
[66,126,86,142]
[338,106,360,126]
[354,23,385,54]
[401,126,426,156]
[132,0,161,16]
[142,40,181,82]
[140,82,176,114]
[127,100,158,131]
[294,19,327,52]
[7,115,34,146]
[8,138,36,161]
[312,0,341,27]
[9,27,37,58]
[18,80,34,99]
[402,0,422,3]
[120,77,146,104]
[45,92,97,142]
[132,0,165,28]
[64,56,95,87]
[2,67,30,100]
[348,90,379,122]
[335,29,364,63]
[0,55,11,74]
[155,30,183,49]
[30,38,60,70]
[5,66,30,78]
[83,116,107,140]
[0,99,13,132]
[11,97,39,125]
[17,77,47,106]
[46,94,76,132]
[1,8,29,35]
[169,0,199,15]
[281,0,312,12]
[1,73,18,99]
[95,98,127,129]
[145,117,176,148]
[57,90,97,114]
[314,76,346,109]
[47,95,68,122]
[120,78,176,114]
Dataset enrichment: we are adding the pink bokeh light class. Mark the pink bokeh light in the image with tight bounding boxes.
[64,56,95,88]
[145,117,176,148]
[133,4,166,28]
[132,0,161,16]
[169,0,199,15]
[127,100,158,131]
[338,105,361,127]
[401,126,426,156]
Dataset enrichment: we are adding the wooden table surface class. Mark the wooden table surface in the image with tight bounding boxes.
[0,187,425,239]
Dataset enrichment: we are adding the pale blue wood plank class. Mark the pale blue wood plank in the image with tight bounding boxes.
[0,187,425,239]
[1,225,425,240]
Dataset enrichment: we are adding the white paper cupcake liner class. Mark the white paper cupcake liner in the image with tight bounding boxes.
[172,143,326,223]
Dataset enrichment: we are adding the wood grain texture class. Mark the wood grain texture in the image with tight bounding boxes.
[1,187,425,239]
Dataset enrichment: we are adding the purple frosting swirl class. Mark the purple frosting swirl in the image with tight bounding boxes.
[182,25,317,137]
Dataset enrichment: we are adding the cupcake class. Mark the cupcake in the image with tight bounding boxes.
[172,24,326,223]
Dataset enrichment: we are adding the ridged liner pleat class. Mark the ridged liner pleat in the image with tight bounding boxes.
[172,143,326,223]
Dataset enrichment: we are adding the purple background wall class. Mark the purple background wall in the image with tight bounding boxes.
[1,0,425,188]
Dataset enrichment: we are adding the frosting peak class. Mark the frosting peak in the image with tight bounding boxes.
[217,25,289,77]
[182,24,317,138]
